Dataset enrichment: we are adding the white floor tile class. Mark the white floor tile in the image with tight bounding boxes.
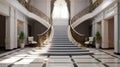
[0,63,10,67]
[77,63,105,67]
[98,58,120,63]
[106,63,120,67]
[0,47,119,67]
[93,54,114,59]
[72,55,93,59]
[12,64,43,67]
[49,56,70,59]
[46,63,74,67]
[48,59,72,63]
[74,58,98,63]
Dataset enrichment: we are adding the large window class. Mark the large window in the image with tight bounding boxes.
[52,0,69,19]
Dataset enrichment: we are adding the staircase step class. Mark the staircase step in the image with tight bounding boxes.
[51,42,72,43]
[48,50,89,52]
[51,45,77,47]
[51,43,74,44]
[51,46,80,50]
[42,52,94,56]
[50,48,81,50]
[43,25,94,56]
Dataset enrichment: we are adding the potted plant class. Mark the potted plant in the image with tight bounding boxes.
[19,31,25,48]
[95,31,101,48]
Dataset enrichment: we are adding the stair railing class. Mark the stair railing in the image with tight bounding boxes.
[18,0,52,47]
[37,27,52,47]
[69,25,87,47]
[18,0,51,24]
[71,0,103,24]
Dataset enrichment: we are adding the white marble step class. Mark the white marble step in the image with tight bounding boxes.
[42,52,94,55]
[48,50,89,52]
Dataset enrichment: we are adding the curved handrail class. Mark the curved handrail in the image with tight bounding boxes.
[38,26,51,36]
[70,25,84,36]
[37,26,52,47]
[72,0,116,28]
[69,25,87,46]
[18,0,52,47]
[71,6,90,24]
[28,5,51,23]
[71,0,103,24]
[18,0,51,24]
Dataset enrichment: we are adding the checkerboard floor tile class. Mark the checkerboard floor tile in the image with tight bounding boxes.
[0,48,119,67]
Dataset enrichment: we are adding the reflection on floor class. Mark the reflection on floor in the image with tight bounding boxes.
[0,25,119,67]
[0,47,119,67]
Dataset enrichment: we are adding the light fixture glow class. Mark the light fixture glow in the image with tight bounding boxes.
[52,0,69,19]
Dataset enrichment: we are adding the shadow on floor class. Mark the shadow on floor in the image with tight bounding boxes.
[0,47,9,54]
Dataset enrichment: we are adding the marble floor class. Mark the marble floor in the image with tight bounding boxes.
[0,47,119,67]
[0,25,119,67]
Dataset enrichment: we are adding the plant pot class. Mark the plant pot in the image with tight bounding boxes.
[96,43,100,48]
[20,43,25,48]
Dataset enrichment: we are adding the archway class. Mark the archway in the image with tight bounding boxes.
[50,0,71,25]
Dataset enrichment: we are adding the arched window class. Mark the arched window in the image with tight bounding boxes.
[52,0,69,19]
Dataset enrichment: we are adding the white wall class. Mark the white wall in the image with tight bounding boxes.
[30,0,50,17]
[6,8,28,50]
[0,1,28,50]
[70,0,90,18]
[0,1,9,16]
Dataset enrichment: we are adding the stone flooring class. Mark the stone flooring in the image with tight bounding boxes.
[0,48,119,67]
[0,25,119,67]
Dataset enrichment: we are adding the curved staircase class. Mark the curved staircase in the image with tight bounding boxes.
[42,25,94,56]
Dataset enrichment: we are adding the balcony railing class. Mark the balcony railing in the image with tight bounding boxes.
[28,5,51,24]
[18,0,51,24]
[71,0,103,24]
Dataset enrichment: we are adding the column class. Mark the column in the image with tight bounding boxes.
[6,7,16,50]
[114,2,120,54]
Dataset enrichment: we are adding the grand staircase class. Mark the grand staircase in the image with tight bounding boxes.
[42,25,93,56]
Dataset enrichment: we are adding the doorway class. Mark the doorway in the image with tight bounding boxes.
[108,17,114,48]
[0,15,6,52]
[97,21,102,48]
[28,24,32,36]
[97,22,102,34]
[17,20,24,47]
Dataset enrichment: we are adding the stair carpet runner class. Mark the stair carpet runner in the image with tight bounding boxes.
[42,25,93,56]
